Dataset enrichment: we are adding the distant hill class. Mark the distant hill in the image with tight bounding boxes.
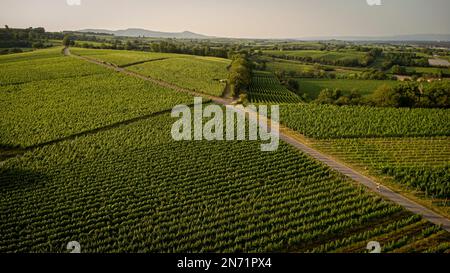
[77,29,450,42]
[299,34,450,42]
[78,28,211,39]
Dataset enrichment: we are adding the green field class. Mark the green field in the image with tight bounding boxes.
[313,138,450,200]
[279,103,450,212]
[296,79,399,99]
[263,50,367,65]
[279,104,450,139]
[273,41,325,50]
[0,49,108,85]
[1,48,449,253]
[266,60,316,73]
[247,71,302,103]
[266,60,362,77]
[0,47,64,64]
[406,66,450,76]
[74,41,113,48]
[0,49,193,147]
[70,48,230,97]
[2,111,449,252]
[71,48,183,67]
[127,57,230,96]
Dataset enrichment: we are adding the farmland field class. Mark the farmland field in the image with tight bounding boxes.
[278,103,450,216]
[428,58,450,67]
[74,41,113,48]
[2,0,450,259]
[247,71,302,103]
[0,47,64,64]
[405,66,450,76]
[0,50,108,85]
[71,48,231,96]
[279,104,450,139]
[265,59,362,77]
[266,60,317,73]
[296,79,399,99]
[312,138,450,201]
[0,49,193,147]
[263,50,367,65]
[70,48,183,67]
[1,111,449,253]
[1,45,449,254]
[127,57,230,96]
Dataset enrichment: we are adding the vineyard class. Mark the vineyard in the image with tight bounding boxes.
[392,66,450,76]
[0,47,449,253]
[263,50,368,65]
[312,138,450,200]
[297,79,398,99]
[70,48,230,96]
[1,113,449,253]
[0,49,193,147]
[127,57,230,96]
[247,71,302,103]
[265,60,362,77]
[70,48,183,67]
[278,102,450,214]
[279,104,450,139]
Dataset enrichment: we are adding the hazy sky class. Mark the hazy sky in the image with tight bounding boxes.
[1,0,449,38]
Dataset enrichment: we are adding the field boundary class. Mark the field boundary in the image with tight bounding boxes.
[66,47,450,232]
[119,57,170,68]
[0,105,203,163]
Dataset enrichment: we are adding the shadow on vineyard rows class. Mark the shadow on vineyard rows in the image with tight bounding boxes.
[0,105,197,162]
[0,167,47,190]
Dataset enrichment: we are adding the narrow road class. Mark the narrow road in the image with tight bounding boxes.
[68,48,450,232]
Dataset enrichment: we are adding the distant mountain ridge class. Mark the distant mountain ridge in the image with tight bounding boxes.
[299,34,450,42]
[77,29,450,41]
[78,28,211,39]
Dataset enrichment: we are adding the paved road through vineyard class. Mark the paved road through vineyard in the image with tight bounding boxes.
[66,47,450,232]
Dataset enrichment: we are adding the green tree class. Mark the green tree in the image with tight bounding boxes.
[392,65,407,75]
[62,34,73,47]
[371,85,397,107]
[228,55,252,98]
[316,89,336,104]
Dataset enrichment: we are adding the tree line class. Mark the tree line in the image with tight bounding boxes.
[76,38,238,59]
[382,52,429,70]
[0,27,244,59]
[314,81,450,108]
[0,26,56,53]
[228,55,252,101]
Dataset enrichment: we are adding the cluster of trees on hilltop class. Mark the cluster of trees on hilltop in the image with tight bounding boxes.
[314,81,450,108]
[0,26,61,52]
